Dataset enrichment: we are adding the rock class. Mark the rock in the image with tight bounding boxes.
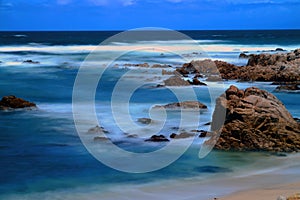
[87,125,109,134]
[126,134,138,138]
[163,76,190,86]
[275,84,300,92]
[276,48,285,51]
[154,101,207,110]
[124,63,149,68]
[137,118,152,125]
[170,132,194,139]
[0,95,36,110]
[176,49,300,83]
[162,69,176,75]
[287,193,300,200]
[206,86,300,152]
[145,135,169,142]
[239,53,249,58]
[206,76,223,82]
[151,64,171,68]
[188,78,207,86]
[23,60,40,64]
[93,136,109,142]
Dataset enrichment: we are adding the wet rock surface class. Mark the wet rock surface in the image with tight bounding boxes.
[206,85,300,152]
[0,95,37,110]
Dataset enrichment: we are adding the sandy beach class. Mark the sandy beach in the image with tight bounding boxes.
[221,182,300,200]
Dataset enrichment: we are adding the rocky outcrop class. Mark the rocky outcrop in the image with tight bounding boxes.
[154,101,207,110]
[206,85,300,152]
[0,95,36,110]
[175,49,300,82]
[145,135,169,142]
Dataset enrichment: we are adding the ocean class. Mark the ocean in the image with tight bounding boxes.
[0,30,300,200]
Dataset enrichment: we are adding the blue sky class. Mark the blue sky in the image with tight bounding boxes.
[0,0,300,30]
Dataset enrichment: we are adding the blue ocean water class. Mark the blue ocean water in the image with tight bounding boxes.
[0,30,300,199]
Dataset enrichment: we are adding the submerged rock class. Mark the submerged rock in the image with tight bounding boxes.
[145,135,169,142]
[137,118,152,125]
[170,132,195,139]
[0,95,36,110]
[206,85,300,152]
[23,60,40,64]
[154,101,207,110]
[87,125,109,134]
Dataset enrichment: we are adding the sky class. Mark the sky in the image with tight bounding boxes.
[0,0,300,30]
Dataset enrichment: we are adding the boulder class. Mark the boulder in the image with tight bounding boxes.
[163,76,190,86]
[0,95,36,110]
[206,86,300,152]
[154,101,207,110]
[145,135,169,142]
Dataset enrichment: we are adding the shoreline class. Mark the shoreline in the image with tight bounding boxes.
[220,182,300,200]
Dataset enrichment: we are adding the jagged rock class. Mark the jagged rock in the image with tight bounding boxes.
[206,86,300,152]
[0,95,36,110]
[163,76,190,86]
[154,101,207,110]
[145,135,169,142]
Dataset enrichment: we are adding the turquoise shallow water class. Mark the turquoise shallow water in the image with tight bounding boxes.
[0,31,300,199]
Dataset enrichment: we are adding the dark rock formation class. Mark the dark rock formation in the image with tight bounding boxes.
[124,63,149,68]
[188,78,207,86]
[206,85,300,152]
[239,53,249,58]
[151,64,171,68]
[145,135,169,142]
[275,84,300,92]
[154,101,207,110]
[0,95,36,110]
[23,60,40,64]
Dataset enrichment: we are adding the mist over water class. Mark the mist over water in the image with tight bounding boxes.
[0,30,300,199]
